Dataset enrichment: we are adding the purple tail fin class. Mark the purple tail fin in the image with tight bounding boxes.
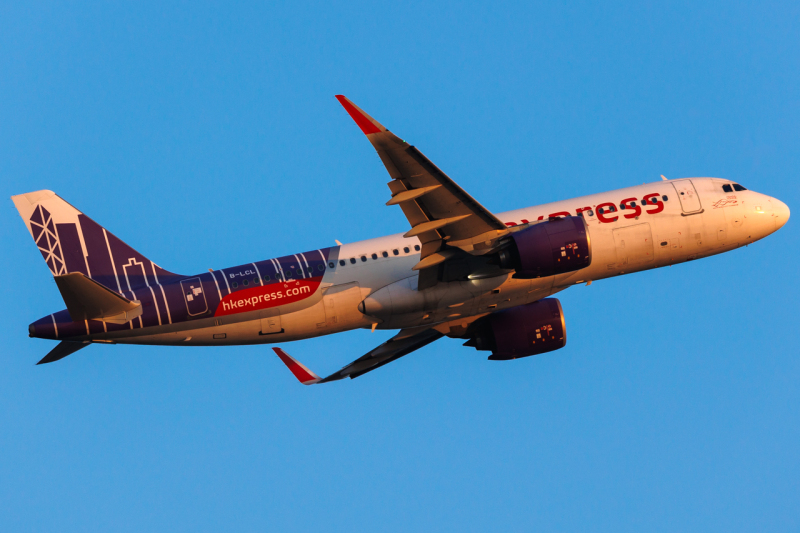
[11,190,181,292]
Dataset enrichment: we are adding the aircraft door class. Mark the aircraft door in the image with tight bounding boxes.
[672,180,703,214]
[181,277,208,316]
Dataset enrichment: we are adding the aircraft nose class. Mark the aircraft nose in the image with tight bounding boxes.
[772,198,790,230]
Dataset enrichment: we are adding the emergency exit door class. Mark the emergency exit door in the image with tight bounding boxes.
[671,180,703,214]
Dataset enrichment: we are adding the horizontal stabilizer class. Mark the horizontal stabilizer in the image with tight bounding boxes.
[273,328,443,385]
[37,341,89,365]
[55,272,142,324]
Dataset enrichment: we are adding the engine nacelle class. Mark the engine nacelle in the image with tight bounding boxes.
[498,216,591,279]
[464,298,566,360]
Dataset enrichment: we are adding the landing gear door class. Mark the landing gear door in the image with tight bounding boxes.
[672,180,703,214]
[181,277,208,316]
[260,313,283,335]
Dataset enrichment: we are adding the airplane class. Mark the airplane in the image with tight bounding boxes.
[12,95,790,384]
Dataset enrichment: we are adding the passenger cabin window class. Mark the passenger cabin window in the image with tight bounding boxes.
[733,184,747,191]
[382,251,388,258]
[403,247,410,253]
[232,281,238,288]
[263,274,271,281]
[361,256,367,262]
[318,264,325,272]
[414,245,420,251]
[371,253,378,260]
[722,184,733,193]
[393,249,399,255]
[339,260,346,266]
[350,258,356,264]
[662,195,668,201]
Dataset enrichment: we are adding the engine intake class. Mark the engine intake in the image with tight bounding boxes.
[498,216,591,279]
[464,298,566,360]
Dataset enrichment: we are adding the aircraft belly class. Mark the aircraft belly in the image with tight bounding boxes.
[116,319,263,346]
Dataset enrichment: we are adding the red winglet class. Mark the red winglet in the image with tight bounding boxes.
[273,347,321,385]
[335,95,385,135]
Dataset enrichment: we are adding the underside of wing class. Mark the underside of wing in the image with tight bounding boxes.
[274,328,444,385]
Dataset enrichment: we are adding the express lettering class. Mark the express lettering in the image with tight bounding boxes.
[506,192,665,226]
[218,283,314,315]
[620,197,641,219]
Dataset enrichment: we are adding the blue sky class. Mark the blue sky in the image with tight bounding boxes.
[1,2,798,531]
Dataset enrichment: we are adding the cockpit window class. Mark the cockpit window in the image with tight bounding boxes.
[722,184,733,193]
[733,183,747,191]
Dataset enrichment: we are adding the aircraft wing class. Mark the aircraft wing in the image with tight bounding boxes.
[273,328,443,384]
[336,96,509,289]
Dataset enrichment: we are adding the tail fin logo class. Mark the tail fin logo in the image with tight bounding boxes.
[13,190,182,289]
[30,205,66,275]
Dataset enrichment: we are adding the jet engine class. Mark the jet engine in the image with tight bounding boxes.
[463,298,566,360]
[497,216,591,279]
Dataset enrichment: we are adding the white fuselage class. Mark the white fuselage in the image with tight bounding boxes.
[110,177,789,346]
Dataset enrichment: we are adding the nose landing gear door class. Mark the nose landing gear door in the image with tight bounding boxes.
[181,277,208,316]
[672,180,703,214]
